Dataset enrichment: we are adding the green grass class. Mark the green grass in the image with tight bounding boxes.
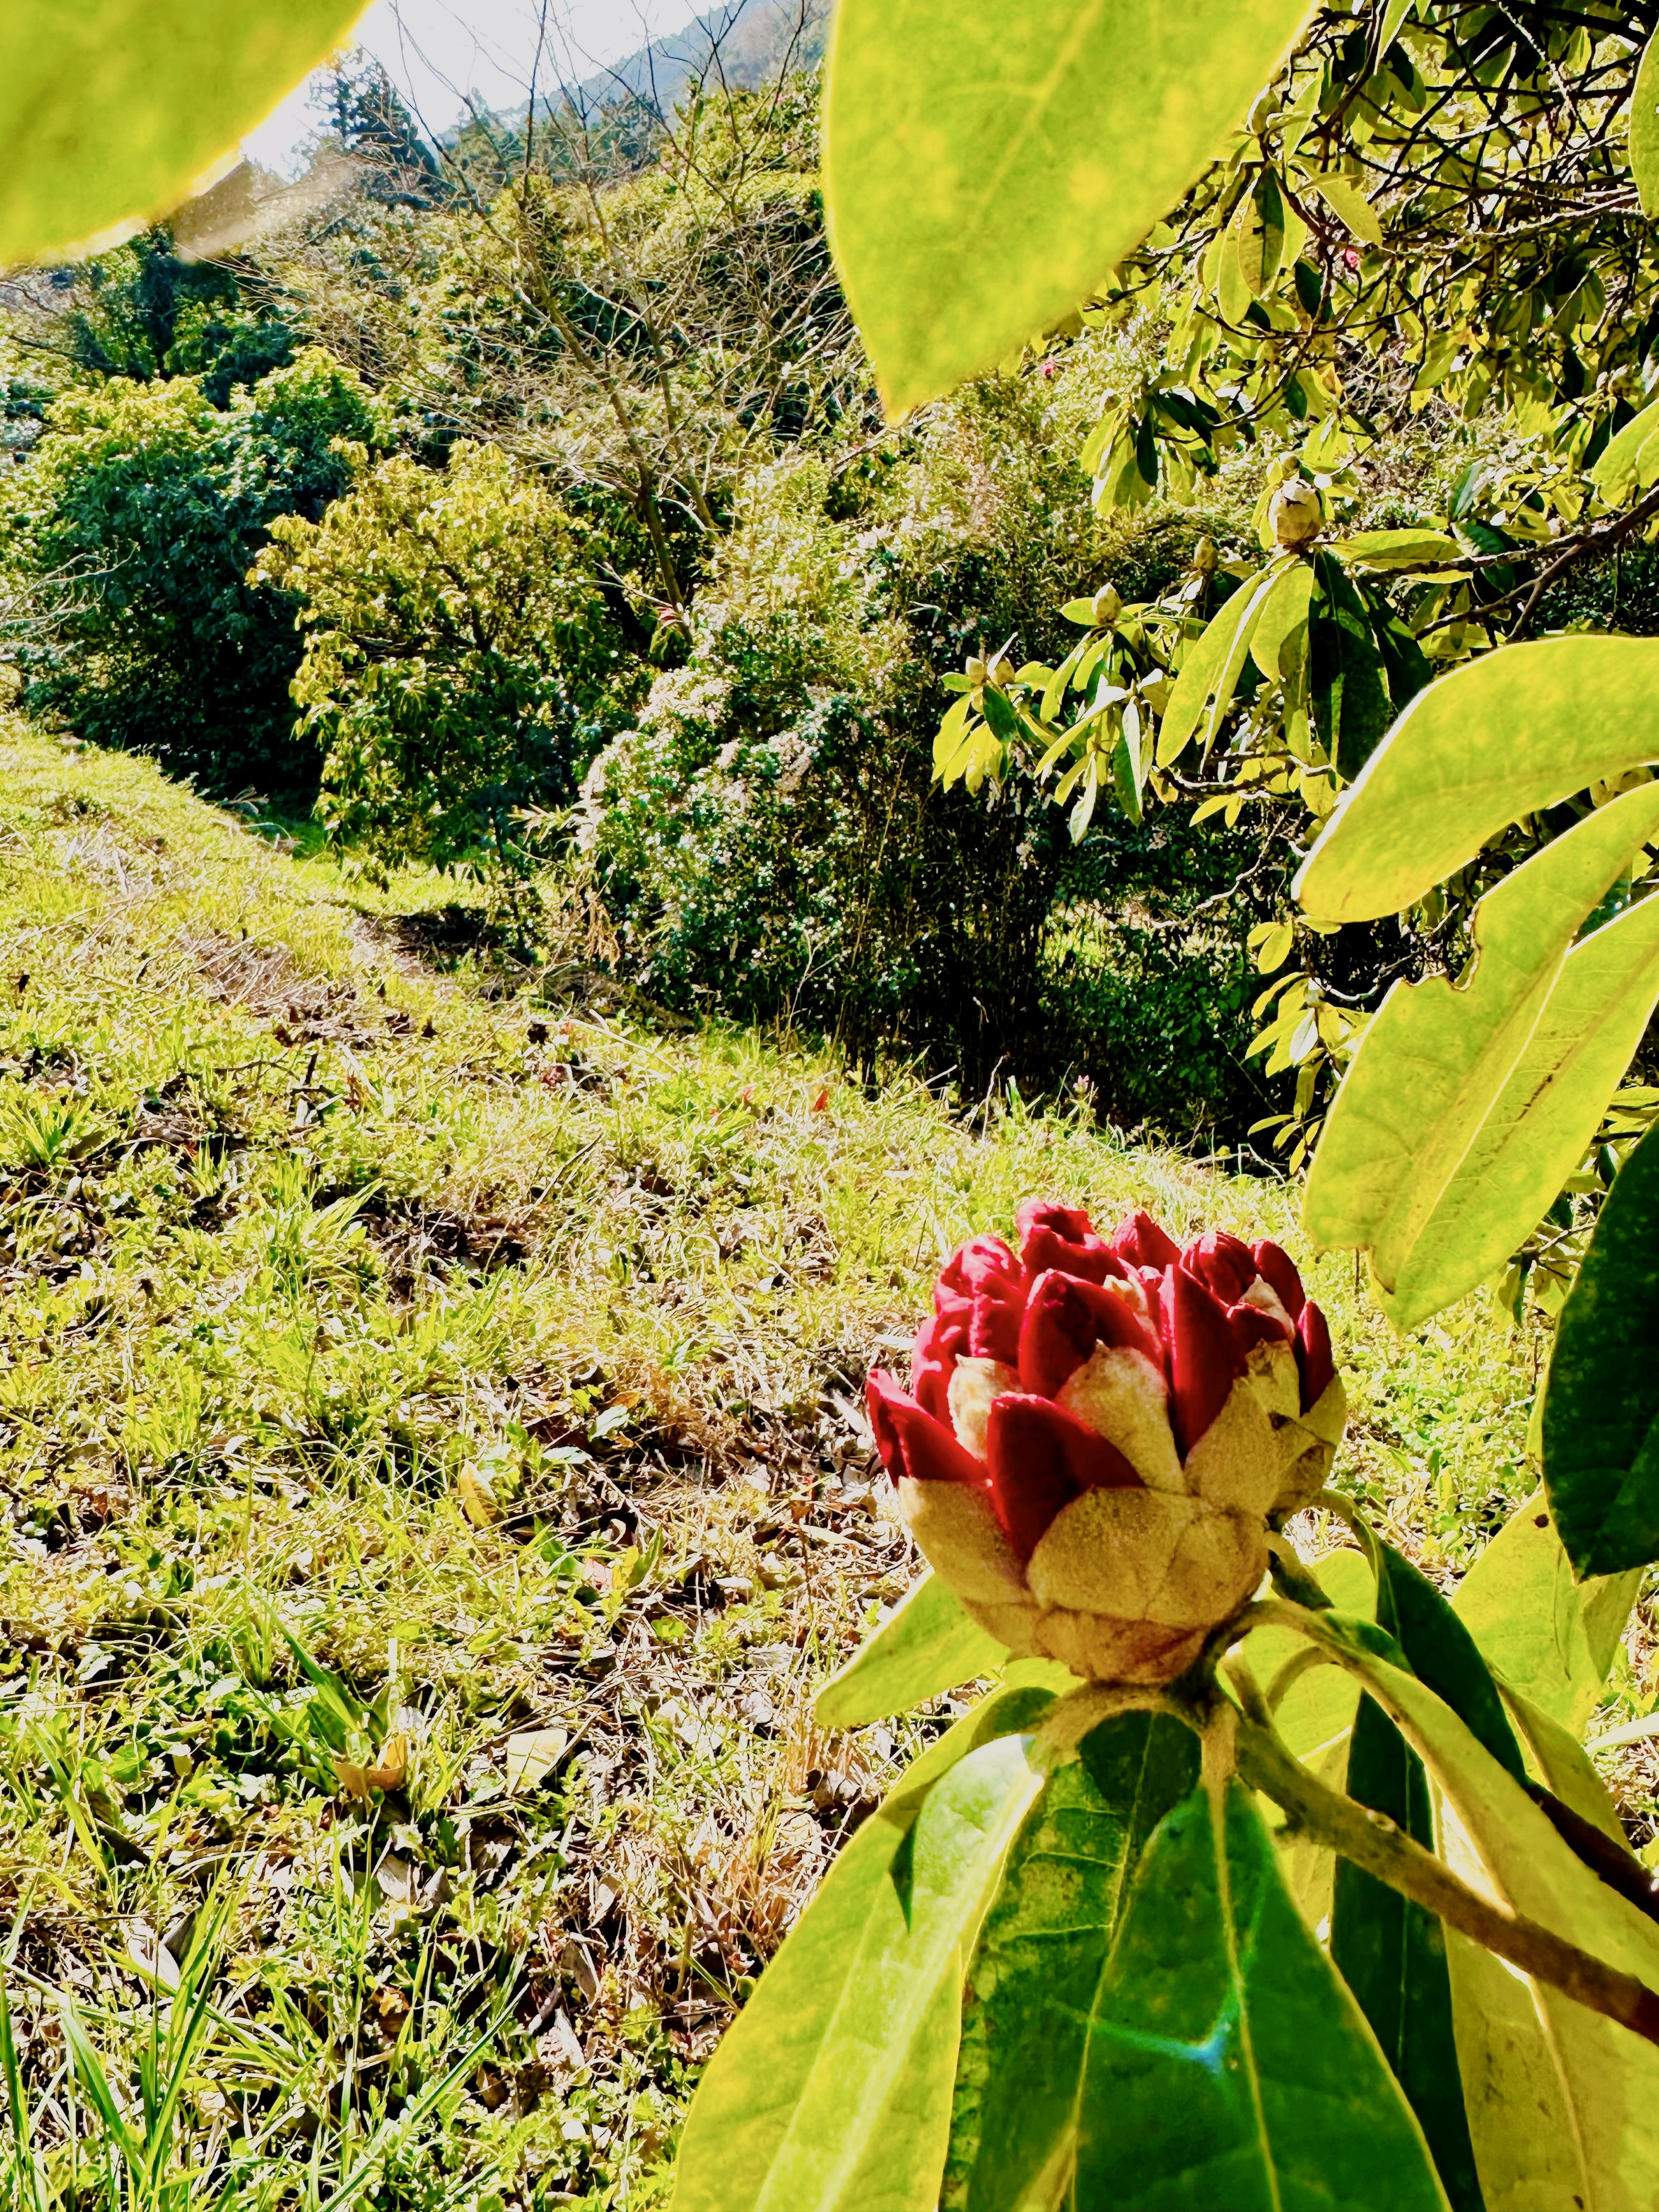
[0,717,1624,2207]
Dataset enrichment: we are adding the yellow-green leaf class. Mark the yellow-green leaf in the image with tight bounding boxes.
[1631,26,1659,222]
[1592,395,1659,504]
[1380,877,1659,1326]
[822,0,1319,418]
[814,1572,1008,1732]
[1452,1492,1640,1739]
[1303,784,1659,1310]
[1296,638,1659,924]
[1156,560,1289,766]
[1309,172,1385,246]
[1335,530,1466,570]
[0,0,369,266]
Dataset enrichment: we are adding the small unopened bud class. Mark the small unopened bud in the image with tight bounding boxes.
[1090,585,1122,628]
[1269,478,1323,552]
[1192,537,1218,577]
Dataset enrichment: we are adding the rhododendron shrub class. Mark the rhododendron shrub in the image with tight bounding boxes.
[866,1201,1344,1682]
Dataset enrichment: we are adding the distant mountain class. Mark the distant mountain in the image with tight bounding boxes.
[568,0,828,116]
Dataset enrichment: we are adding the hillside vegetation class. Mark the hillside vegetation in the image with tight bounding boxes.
[0,718,1552,2206]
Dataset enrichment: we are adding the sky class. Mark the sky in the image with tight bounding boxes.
[242,0,705,175]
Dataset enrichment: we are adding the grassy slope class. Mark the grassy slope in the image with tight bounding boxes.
[0,718,1567,2206]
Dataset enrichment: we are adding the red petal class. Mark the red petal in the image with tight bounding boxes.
[1250,1239,1306,1320]
[1295,1303,1336,1412]
[1162,1268,1240,1456]
[1229,1302,1289,1363]
[1109,1209,1181,1272]
[911,1309,967,1424]
[1182,1230,1257,1308]
[1018,1269,1160,1398]
[985,1393,1142,1561]
[1015,1199,1123,1286]
[867,1371,988,1485]
[969,1275,1027,1365]
[936,1234,1020,1307]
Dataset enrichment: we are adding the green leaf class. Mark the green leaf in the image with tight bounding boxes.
[1631,27,1659,222]
[670,1690,1052,2212]
[1544,1120,1659,1576]
[1332,1535,1520,2210]
[1249,560,1314,688]
[815,1573,1009,1732]
[943,1712,1199,2212]
[1380,883,1659,1325]
[1309,551,1394,781]
[1155,561,1288,767]
[1332,1697,1483,2212]
[822,0,1319,417]
[1300,1615,1659,2212]
[1296,639,1659,924]
[0,0,368,267]
[1335,530,1467,571]
[1310,171,1385,246]
[1302,784,1659,1318]
[1453,1491,1639,1737]
[1591,395,1659,503]
[1503,1687,1625,1847]
[1070,1776,1451,2211]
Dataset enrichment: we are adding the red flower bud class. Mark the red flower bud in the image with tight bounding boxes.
[936,1234,1020,1304]
[1250,1238,1306,1320]
[1018,1269,1160,1399]
[985,1393,1141,1561]
[1161,1266,1241,1456]
[1183,1229,1259,1308]
[866,1371,987,1487]
[1109,1208,1182,1272]
[1016,1198,1124,1287]
[1295,1301,1335,1411]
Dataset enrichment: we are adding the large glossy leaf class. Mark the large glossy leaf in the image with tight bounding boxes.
[1299,1616,1659,2212]
[1303,784,1659,1316]
[822,0,1318,417]
[1331,1536,1519,2212]
[0,0,368,267]
[1071,1776,1450,2211]
[671,1685,1052,2212]
[1543,1120,1659,1577]
[1156,562,1290,766]
[1309,551,1394,781]
[1295,639,1659,924]
[1502,1687,1624,1847]
[943,1712,1199,2212]
[1632,28,1659,223]
[1591,394,1659,502]
[1378,884,1659,1325]
[1452,1490,1639,1736]
[815,1573,1008,1732]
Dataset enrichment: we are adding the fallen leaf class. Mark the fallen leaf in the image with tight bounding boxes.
[506,1727,569,1794]
[334,1732,408,1800]
[811,1085,830,1112]
[455,1464,499,1527]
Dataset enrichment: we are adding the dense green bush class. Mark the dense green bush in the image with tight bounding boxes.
[3,347,373,795]
[254,440,638,873]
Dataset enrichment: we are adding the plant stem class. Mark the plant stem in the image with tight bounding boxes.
[1228,1685,1659,2051]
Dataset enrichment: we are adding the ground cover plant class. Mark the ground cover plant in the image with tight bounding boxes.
[0,722,1566,2207]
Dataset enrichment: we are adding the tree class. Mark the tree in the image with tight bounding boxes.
[3,348,375,795]
[252,438,636,871]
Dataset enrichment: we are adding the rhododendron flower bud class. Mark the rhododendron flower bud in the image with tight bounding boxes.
[1270,476,1323,551]
[866,1200,1349,1686]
